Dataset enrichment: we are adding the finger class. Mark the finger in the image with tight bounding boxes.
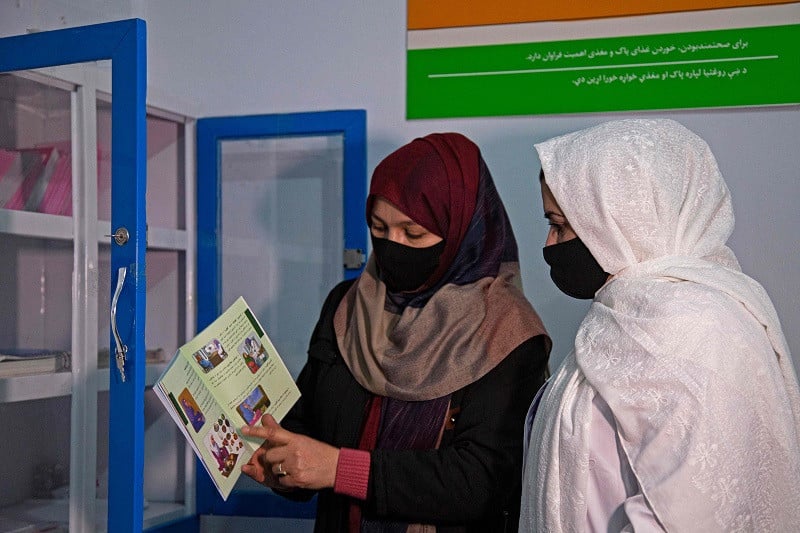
[241,463,261,482]
[255,414,293,446]
[262,446,286,467]
[259,413,278,427]
[240,427,279,452]
[273,461,289,478]
[246,447,266,466]
[241,419,290,446]
[241,459,266,483]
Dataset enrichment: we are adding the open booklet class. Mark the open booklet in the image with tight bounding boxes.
[154,296,301,500]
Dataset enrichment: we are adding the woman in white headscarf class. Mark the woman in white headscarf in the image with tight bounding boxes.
[521,118,800,532]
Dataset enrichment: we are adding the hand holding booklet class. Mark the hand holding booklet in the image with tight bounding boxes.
[154,296,301,500]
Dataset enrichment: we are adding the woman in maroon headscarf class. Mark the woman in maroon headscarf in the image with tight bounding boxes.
[242,132,551,532]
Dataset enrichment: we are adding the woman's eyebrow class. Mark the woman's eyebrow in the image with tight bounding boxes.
[371,214,420,228]
[544,211,566,220]
[400,220,423,228]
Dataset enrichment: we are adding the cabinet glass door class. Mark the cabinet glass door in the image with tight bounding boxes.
[196,110,366,525]
[219,134,344,377]
[0,72,75,533]
[0,20,147,533]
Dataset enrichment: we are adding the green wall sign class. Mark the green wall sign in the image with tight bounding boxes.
[407,24,800,118]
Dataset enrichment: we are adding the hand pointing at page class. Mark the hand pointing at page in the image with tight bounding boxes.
[241,414,340,491]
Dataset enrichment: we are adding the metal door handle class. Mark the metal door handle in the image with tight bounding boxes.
[111,266,128,382]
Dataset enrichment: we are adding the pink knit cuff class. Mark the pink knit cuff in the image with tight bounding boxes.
[333,448,371,500]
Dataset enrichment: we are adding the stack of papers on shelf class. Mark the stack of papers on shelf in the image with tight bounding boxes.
[0,349,71,378]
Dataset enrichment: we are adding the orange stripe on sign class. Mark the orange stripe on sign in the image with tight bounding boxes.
[407,0,798,30]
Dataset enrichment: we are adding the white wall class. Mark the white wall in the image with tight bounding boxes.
[2,1,797,372]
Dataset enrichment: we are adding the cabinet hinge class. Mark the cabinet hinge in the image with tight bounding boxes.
[343,248,365,269]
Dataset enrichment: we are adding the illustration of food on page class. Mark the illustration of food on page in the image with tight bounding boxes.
[202,414,245,478]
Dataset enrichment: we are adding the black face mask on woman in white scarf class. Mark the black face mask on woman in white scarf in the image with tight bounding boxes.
[542,237,608,299]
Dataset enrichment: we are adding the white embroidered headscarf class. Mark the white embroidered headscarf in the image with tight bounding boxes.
[522,119,800,531]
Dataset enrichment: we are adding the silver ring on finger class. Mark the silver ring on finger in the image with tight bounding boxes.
[276,462,288,477]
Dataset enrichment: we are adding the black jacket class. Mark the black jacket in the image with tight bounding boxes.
[280,280,549,532]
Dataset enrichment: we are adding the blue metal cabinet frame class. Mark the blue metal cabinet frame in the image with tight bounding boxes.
[0,19,147,533]
[195,109,367,520]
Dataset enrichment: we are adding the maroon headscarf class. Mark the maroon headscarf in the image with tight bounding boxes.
[366,133,477,290]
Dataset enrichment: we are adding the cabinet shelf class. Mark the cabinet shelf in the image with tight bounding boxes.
[0,372,72,402]
[145,226,188,251]
[0,364,169,403]
[0,209,73,240]
[0,209,188,253]
[0,498,189,532]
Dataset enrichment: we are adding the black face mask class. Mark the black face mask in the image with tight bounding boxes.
[542,238,609,300]
[371,236,445,293]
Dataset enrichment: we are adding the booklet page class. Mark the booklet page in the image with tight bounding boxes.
[155,296,301,500]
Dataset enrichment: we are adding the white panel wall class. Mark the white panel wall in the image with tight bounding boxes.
[1,1,796,371]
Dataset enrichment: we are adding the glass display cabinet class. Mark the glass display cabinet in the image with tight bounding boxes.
[0,20,195,532]
[0,19,367,533]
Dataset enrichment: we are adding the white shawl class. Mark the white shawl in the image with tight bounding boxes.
[522,119,800,532]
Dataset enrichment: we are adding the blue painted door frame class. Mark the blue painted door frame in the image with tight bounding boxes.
[0,19,148,533]
[195,109,367,519]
